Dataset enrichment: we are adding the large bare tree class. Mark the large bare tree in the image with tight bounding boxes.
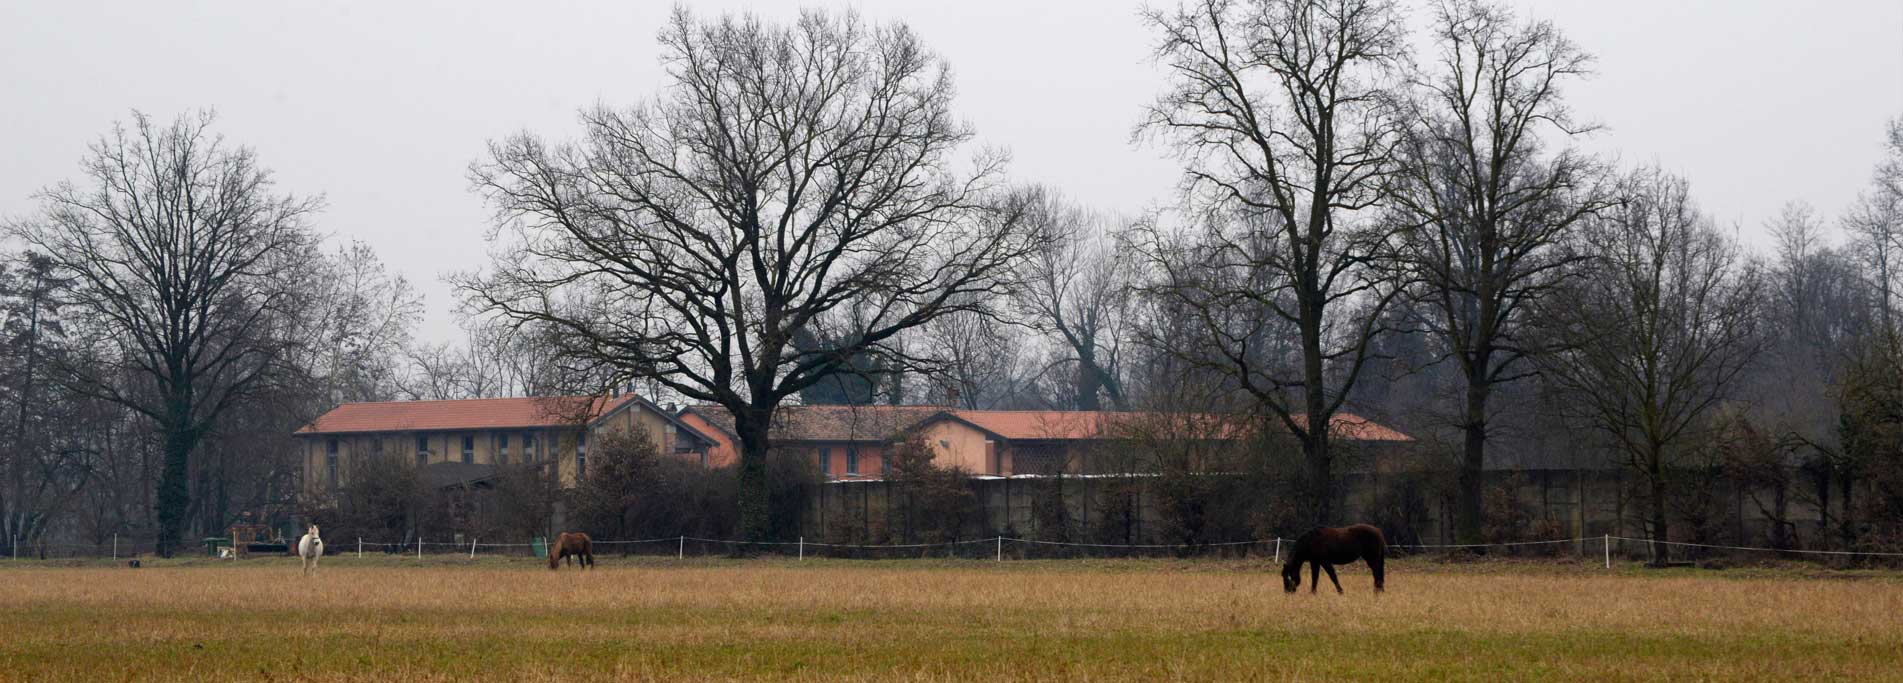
[1542,168,1762,564]
[1013,190,1132,410]
[1138,0,1408,523]
[7,112,321,556]
[459,9,1050,540]
[1389,0,1608,545]
[1845,117,1903,339]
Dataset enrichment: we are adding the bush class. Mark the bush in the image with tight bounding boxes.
[302,455,429,547]
[571,430,819,543]
[883,433,983,544]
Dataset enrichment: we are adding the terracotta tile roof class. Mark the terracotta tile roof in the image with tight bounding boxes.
[947,411,1116,440]
[295,394,637,435]
[1303,412,1413,442]
[681,406,1411,443]
[948,411,1409,442]
[684,405,944,442]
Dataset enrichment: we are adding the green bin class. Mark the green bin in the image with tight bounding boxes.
[531,536,548,559]
[203,538,231,557]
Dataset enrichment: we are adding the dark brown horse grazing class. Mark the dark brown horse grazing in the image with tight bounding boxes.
[1281,524,1386,594]
[548,532,594,571]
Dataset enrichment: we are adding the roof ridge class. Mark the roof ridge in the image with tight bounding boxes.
[327,394,598,408]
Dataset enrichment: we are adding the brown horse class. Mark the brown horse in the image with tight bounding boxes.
[1281,524,1386,594]
[547,532,594,571]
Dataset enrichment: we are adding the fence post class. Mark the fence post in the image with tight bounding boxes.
[996,535,1002,562]
[1603,534,1610,569]
[357,537,362,559]
[417,537,423,561]
[112,534,118,562]
[799,537,804,561]
[678,535,684,560]
[1274,537,1281,564]
[469,538,477,560]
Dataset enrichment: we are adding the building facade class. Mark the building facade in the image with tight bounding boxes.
[681,405,1414,479]
[295,394,714,493]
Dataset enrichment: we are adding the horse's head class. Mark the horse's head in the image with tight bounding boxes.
[1281,563,1300,593]
[307,524,321,539]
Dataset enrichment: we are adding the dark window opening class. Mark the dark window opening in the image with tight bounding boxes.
[576,432,588,480]
[326,438,339,485]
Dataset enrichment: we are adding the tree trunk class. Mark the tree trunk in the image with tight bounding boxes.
[734,407,773,543]
[1771,477,1789,550]
[1838,465,1856,550]
[154,422,197,558]
[1307,427,1333,527]
[1456,375,1491,546]
[1301,294,1332,527]
[1816,465,1832,549]
[1648,473,1670,566]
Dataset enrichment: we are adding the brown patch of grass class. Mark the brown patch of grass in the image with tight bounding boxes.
[1,557,1899,681]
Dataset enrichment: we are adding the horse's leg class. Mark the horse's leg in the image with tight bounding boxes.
[1322,563,1342,594]
[1309,563,1320,594]
[1370,554,1385,593]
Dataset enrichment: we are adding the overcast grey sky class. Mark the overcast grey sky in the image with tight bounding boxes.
[4,1,1899,342]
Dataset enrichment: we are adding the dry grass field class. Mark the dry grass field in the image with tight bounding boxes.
[2,556,1899,682]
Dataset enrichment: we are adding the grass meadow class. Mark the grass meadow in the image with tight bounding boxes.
[1,555,1899,682]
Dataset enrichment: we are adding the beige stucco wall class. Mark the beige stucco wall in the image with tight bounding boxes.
[916,420,998,475]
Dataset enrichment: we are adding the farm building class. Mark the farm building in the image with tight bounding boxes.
[679,405,1414,479]
[293,393,715,494]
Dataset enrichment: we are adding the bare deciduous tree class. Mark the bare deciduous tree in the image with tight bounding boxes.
[1014,190,1133,411]
[1542,168,1762,564]
[1138,0,1408,523]
[297,242,423,404]
[458,9,1051,540]
[6,111,322,556]
[917,303,1041,409]
[1389,0,1608,545]
[1845,117,1903,339]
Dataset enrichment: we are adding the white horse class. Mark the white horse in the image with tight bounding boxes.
[297,524,324,576]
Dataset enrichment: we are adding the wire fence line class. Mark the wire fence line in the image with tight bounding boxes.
[9,532,1903,565]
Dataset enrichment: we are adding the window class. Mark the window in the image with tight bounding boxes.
[416,435,429,467]
[845,447,859,476]
[326,438,339,485]
[497,433,510,465]
[461,434,475,464]
[523,432,537,461]
[576,432,588,480]
[819,447,831,476]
